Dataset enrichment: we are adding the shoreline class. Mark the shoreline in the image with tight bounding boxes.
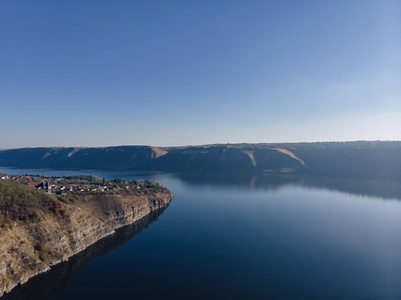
[0,191,174,298]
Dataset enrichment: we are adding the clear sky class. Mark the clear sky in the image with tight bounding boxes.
[1,0,400,148]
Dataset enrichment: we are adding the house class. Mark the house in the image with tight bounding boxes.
[38,181,53,193]
[38,181,47,190]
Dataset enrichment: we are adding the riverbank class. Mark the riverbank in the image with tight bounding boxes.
[0,184,174,297]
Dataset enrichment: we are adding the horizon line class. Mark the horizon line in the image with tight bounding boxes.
[1,139,400,150]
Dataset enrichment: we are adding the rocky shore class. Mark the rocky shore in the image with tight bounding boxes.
[0,191,174,297]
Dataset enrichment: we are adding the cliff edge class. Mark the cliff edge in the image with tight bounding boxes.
[0,182,174,297]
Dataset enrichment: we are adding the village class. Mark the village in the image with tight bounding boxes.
[0,173,166,196]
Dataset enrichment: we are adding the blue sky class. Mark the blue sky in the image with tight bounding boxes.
[1,0,400,148]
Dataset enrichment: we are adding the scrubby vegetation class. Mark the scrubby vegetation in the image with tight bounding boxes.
[0,177,169,227]
[107,179,168,193]
[0,180,64,228]
[64,175,102,183]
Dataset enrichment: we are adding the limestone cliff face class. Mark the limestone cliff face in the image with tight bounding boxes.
[0,192,173,297]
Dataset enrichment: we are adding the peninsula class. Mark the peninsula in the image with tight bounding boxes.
[0,176,174,297]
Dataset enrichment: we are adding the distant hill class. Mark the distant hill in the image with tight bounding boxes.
[0,141,400,179]
[0,146,153,170]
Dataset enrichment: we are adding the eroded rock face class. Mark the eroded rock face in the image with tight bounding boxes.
[0,192,173,297]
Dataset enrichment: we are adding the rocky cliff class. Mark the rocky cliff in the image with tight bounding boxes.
[1,208,168,300]
[0,191,174,297]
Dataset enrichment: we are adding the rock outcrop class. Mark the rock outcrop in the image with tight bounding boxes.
[0,191,173,297]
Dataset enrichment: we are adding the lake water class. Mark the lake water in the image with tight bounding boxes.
[2,167,401,299]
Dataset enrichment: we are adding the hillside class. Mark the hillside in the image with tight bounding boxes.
[0,146,153,170]
[1,208,167,300]
[0,141,400,179]
[0,180,173,297]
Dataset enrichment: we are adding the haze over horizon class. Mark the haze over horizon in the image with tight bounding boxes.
[1,0,400,148]
[1,139,401,151]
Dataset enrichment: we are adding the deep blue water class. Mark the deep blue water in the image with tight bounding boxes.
[2,167,401,299]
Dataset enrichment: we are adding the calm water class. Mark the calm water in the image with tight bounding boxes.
[2,167,401,299]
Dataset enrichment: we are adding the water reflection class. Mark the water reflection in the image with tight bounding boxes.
[2,207,168,300]
[1,166,400,200]
[172,172,401,200]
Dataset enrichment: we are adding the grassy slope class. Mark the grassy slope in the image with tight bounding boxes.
[0,181,63,228]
